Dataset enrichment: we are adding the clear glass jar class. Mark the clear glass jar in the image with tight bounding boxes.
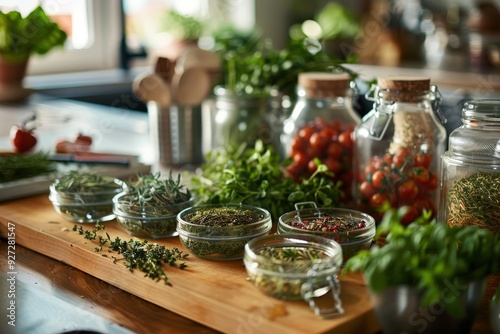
[439,99,500,233]
[202,86,282,154]
[353,76,447,224]
[281,72,360,205]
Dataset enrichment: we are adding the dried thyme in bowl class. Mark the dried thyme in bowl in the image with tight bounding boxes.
[176,204,272,260]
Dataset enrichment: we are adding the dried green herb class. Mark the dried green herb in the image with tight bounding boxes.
[51,170,122,222]
[247,246,333,299]
[447,172,500,233]
[0,151,55,183]
[54,170,121,193]
[178,205,271,259]
[72,223,188,285]
[181,207,262,227]
[114,171,192,237]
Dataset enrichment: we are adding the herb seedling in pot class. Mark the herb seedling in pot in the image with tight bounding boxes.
[113,172,193,238]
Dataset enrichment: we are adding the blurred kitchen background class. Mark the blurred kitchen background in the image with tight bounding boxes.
[2,0,500,137]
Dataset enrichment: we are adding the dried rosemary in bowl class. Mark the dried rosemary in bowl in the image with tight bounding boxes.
[446,172,500,233]
[49,170,124,223]
[113,171,193,238]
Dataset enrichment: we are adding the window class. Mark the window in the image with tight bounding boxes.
[1,0,258,76]
[0,0,121,74]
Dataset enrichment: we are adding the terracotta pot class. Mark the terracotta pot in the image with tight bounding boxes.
[0,57,29,87]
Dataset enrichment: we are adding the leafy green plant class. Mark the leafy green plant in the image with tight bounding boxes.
[342,209,500,318]
[218,37,357,99]
[188,140,343,222]
[0,151,55,183]
[161,10,204,41]
[0,6,67,62]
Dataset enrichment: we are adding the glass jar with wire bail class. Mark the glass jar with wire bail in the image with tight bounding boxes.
[439,99,500,233]
[281,72,361,206]
[352,76,447,225]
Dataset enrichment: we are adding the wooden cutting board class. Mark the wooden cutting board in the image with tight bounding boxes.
[0,194,379,334]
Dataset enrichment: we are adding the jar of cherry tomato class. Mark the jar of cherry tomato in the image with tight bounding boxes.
[353,76,447,225]
[439,99,500,233]
[281,72,361,205]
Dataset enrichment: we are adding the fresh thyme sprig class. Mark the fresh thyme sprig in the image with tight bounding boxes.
[72,223,188,285]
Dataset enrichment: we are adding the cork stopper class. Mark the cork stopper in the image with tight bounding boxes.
[377,76,430,102]
[298,72,351,98]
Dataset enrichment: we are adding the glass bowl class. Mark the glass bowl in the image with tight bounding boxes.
[278,207,375,262]
[243,234,343,303]
[176,203,272,260]
[49,178,125,223]
[113,192,194,238]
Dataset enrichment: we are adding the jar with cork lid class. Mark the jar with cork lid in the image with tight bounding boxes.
[352,76,447,224]
[281,72,360,206]
[439,99,500,233]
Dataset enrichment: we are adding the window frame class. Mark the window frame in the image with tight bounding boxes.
[27,0,122,75]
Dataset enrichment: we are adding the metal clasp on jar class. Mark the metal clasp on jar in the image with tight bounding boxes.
[301,262,344,318]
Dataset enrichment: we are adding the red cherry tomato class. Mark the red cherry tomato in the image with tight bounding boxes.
[338,131,353,149]
[371,171,386,189]
[369,193,389,208]
[415,153,432,169]
[10,125,37,153]
[326,142,343,159]
[398,179,419,200]
[298,127,314,140]
[400,205,419,226]
[359,181,375,199]
[309,132,329,150]
[410,167,430,185]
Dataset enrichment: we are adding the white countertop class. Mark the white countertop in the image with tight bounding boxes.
[0,94,153,164]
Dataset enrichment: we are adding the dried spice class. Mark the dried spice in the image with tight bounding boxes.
[72,223,188,285]
[287,214,367,232]
[177,205,272,260]
[181,207,263,227]
[447,172,500,233]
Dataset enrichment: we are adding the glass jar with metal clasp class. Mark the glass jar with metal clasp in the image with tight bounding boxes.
[352,76,447,225]
[439,99,500,233]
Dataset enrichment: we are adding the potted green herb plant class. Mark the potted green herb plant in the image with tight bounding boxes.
[206,33,358,153]
[157,9,205,60]
[343,209,500,334]
[0,6,67,100]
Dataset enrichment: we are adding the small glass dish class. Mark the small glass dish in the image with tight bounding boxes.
[244,234,344,318]
[278,203,375,262]
[176,203,272,260]
[113,192,194,238]
[49,177,124,223]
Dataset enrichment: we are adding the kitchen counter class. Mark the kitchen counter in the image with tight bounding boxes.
[0,95,498,334]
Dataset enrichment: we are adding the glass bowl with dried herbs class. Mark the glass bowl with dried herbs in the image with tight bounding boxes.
[49,170,125,223]
[176,203,272,260]
[243,234,343,302]
[278,205,375,262]
[113,172,194,238]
